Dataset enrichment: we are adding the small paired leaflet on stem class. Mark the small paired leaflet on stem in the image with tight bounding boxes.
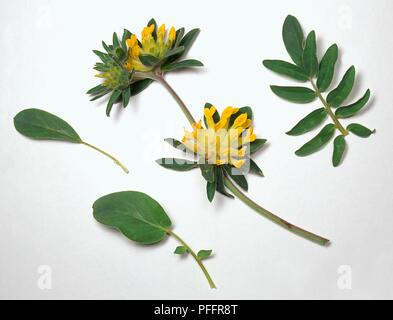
[93,191,216,289]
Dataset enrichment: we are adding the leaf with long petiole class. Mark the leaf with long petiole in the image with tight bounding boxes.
[93,191,216,288]
[14,109,129,173]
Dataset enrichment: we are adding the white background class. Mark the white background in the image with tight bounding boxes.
[1,0,392,299]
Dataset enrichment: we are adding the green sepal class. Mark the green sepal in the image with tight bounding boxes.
[249,139,267,154]
[106,90,122,117]
[199,164,215,183]
[207,181,216,203]
[156,158,198,171]
[216,167,234,199]
[224,165,248,192]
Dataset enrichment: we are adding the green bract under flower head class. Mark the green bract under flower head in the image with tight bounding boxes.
[87,18,203,117]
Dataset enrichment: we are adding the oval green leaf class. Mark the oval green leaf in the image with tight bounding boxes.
[332,135,346,167]
[156,158,198,171]
[197,250,212,260]
[295,124,336,157]
[335,89,371,119]
[326,66,356,108]
[270,86,316,103]
[347,123,375,138]
[263,60,309,82]
[282,15,305,66]
[93,191,172,245]
[14,109,82,143]
[139,54,160,67]
[317,44,338,92]
[174,246,188,255]
[302,31,318,77]
[286,108,327,136]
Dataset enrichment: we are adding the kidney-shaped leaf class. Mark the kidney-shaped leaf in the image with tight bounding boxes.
[93,191,172,245]
[14,109,82,143]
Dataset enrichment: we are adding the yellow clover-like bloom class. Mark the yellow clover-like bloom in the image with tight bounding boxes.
[182,106,257,169]
[124,23,176,72]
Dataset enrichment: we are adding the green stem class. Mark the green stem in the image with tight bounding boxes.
[168,230,216,289]
[310,78,349,136]
[154,73,197,126]
[81,141,129,174]
[224,173,330,246]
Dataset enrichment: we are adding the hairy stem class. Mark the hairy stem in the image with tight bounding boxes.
[310,78,348,136]
[224,172,330,246]
[81,141,129,174]
[168,230,216,289]
[154,73,197,126]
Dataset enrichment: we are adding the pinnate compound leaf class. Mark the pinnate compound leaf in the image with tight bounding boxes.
[295,124,336,157]
[197,250,212,260]
[286,108,327,136]
[302,31,318,77]
[332,135,346,167]
[270,86,316,103]
[317,44,338,92]
[327,66,356,108]
[335,89,371,119]
[14,109,82,143]
[93,191,172,245]
[263,60,309,82]
[174,246,188,255]
[282,15,305,66]
[347,123,375,138]
[156,158,198,171]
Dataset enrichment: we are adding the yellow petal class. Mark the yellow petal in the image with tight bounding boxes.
[168,27,176,43]
[157,24,166,39]
[233,113,247,128]
[231,159,246,169]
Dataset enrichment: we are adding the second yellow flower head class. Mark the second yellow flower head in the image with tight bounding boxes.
[182,105,257,169]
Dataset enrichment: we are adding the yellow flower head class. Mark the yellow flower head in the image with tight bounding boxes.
[182,106,257,169]
[124,22,176,72]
